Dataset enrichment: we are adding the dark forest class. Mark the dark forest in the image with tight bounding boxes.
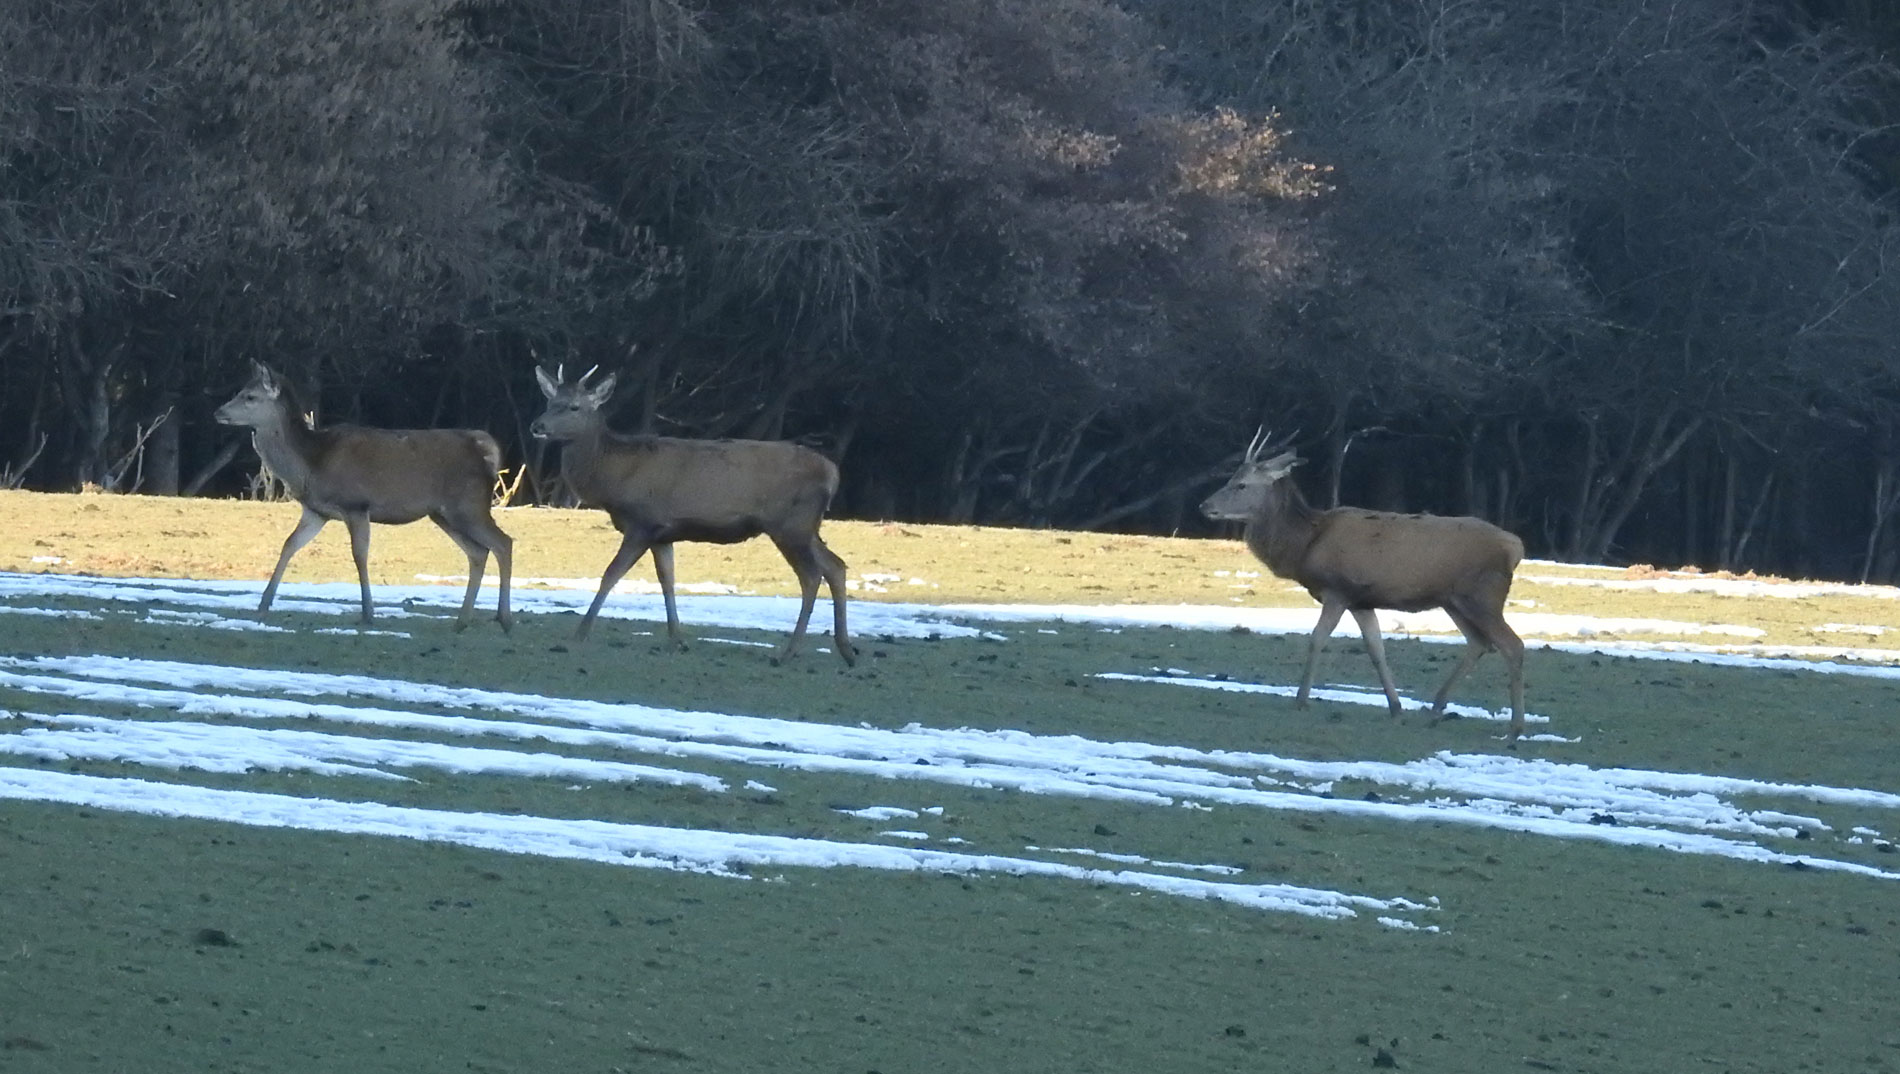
[6,0,1900,581]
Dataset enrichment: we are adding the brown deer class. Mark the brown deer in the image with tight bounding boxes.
[215,361,514,631]
[530,365,855,666]
[1200,433,1527,742]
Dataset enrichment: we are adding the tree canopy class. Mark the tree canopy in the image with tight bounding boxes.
[5,0,1900,580]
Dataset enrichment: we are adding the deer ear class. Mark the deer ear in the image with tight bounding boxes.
[534,366,559,399]
[587,373,618,405]
[1261,451,1302,478]
[250,361,281,395]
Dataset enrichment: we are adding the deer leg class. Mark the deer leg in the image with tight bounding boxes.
[651,543,686,650]
[1349,608,1405,717]
[813,536,855,666]
[259,506,328,615]
[488,522,513,633]
[1489,614,1528,746]
[442,510,515,633]
[1446,595,1528,745]
[769,537,822,664]
[1431,605,1490,718]
[433,513,490,632]
[343,512,375,624]
[579,531,651,642]
[1296,599,1348,708]
[1430,639,1488,717]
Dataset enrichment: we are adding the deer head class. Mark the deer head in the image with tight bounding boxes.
[530,364,617,441]
[214,361,289,427]
[1200,429,1301,521]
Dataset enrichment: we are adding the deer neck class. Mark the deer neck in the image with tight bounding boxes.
[556,419,616,493]
[246,408,323,497]
[1243,479,1321,578]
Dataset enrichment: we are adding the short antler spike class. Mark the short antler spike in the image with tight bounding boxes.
[1245,426,1271,464]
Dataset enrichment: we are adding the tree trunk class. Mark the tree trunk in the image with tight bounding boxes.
[1730,472,1775,571]
[1324,424,1348,509]
[944,429,982,523]
[1680,448,1700,567]
[1566,411,1703,563]
[3,373,49,489]
[1860,458,1900,584]
[1717,451,1739,569]
[1584,413,1702,563]
[1459,426,1484,518]
[1499,418,1525,538]
[1564,416,1602,561]
[60,336,120,488]
[147,392,181,495]
[181,438,244,497]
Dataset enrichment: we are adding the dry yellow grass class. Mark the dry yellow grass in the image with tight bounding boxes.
[6,489,1900,653]
[0,488,1290,608]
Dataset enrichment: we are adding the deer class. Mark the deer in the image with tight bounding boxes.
[530,364,856,666]
[214,361,514,632]
[1200,432,1528,743]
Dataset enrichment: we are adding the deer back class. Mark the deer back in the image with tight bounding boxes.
[566,432,838,535]
[279,426,499,522]
[1299,508,1523,611]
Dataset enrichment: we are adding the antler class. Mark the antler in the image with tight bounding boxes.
[1245,427,1303,463]
[1245,426,1271,464]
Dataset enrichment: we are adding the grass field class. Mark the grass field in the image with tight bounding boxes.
[3,489,1899,1073]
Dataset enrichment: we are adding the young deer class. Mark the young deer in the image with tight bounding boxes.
[1201,433,1527,742]
[215,361,513,631]
[531,365,855,665]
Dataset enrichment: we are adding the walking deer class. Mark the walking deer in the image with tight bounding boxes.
[1201,433,1528,742]
[215,361,514,631]
[530,365,855,666]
